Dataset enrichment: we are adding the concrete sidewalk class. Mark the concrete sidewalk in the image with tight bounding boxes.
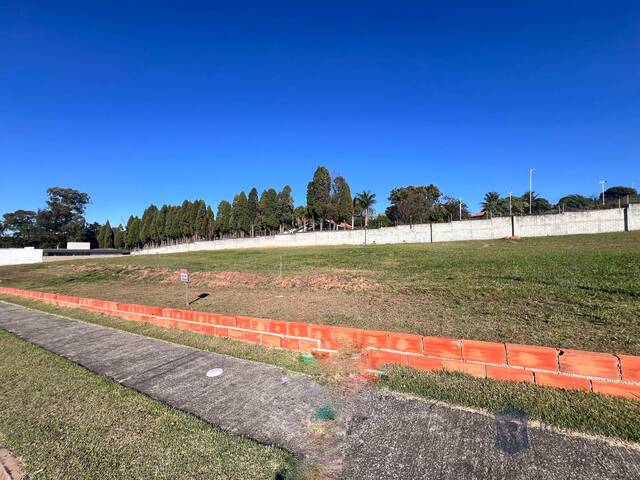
[1,301,639,479]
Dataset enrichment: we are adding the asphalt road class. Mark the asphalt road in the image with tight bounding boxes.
[1,301,639,479]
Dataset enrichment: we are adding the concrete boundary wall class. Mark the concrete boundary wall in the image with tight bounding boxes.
[133,205,640,256]
[2,286,639,400]
[0,248,43,266]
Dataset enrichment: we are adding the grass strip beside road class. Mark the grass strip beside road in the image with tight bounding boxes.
[2,295,640,444]
[0,328,295,480]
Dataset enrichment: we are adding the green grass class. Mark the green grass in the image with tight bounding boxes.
[380,366,640,443]
[2,296,639,444]
[1,232,639,354]
[0,329,295,480]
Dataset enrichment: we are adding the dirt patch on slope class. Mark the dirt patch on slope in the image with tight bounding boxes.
[70,264,380,292]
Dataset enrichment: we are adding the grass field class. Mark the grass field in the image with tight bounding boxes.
[0,329,294,480]
[1,231,639,354]
[3,297,640,443]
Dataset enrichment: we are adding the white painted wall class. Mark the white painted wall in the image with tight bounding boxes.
[0,247,44,266]
[67,242,91,250]
[133,206,639,256]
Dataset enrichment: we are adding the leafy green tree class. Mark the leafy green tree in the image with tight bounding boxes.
[604,186,637,201]
[153,206,167,243]
[355,190,376,228]
[557,194,595,211]
[371,214,391,228]
[439,196,469,221]
[180,200,194,239]
[330,177,352,225]
[306,166,332,230]
[277,185,295,232]
[259,189,279,234]
[481,192,503,218]
[231,192,250,236]
[293,206,308,229]
[215,200,232,238]
[247,188,260,237]
[386,185,441,225]
[36,187,91,247]
[2,210,37,246]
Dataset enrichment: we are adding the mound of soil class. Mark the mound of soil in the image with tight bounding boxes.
[0,448,26,480]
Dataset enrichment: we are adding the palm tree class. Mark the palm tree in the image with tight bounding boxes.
[355,190,377,228]
[481,192,501,218]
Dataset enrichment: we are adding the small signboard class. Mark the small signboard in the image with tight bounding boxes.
[179,268,189,283]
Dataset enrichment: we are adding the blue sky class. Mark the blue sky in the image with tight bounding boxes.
[2,1,639,225]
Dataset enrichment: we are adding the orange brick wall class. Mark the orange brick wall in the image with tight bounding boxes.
[1,286,639,401]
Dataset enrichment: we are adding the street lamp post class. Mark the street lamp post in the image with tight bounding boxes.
[509,191,513,216]
[599,180,606,207]
[528,168,535,214]
[459,198,462,221]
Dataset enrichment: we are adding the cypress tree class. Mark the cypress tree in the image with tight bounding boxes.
[258,189,279,234]
[125,216,141,249]
[247,188,259,237]
[139,205,158,246]
[180,200,193,240]
[277,185,294,232]
[113,226,124,249]
[205,205,215,240]
[100,220,114,248]
[308,166,331,230]
[231,191,250,236]
[215,200,232,237]
[331,176,353,224]
[195,200,208,240]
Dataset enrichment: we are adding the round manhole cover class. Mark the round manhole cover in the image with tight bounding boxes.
[206,368,223,378]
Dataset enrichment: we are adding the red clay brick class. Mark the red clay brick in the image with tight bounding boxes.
[408,355,443,372]
[194,311,209,323]
[235,316,252,329]
[591,381,640,400]
[175,321,191,331]
[269,320,288,335]
[423,336,462,359]
[360,330,389,349]
[242,331,261,344]
[289,322,311,338]
[309,325,335,349]
[250,317,270,332]
[218,315,236,327]
[261,333,282,348]
[144,305,163,316]
[506,344,558,371]
[388,333,422,354]
[201,324,216,336]
[534,372,590,392]
[559,350,619,379]
[189,322,202,333]
[205,313,221,325]
[366,350,407,370]
[486,365,533,383]
[333,327,362,350]
[214,326,229,337]
[281,337,300,350]
[227,329,244,341]
[619,355,640,383]
[462,340,506,364]
[443,360,486,378]
[299,338,319,352]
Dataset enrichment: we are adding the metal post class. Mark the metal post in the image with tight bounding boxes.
[459,198,462,221]
[509,191,513,216]
[599,180,606,207]
[528,168,534,214]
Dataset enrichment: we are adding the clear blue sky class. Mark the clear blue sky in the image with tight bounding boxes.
[2,1,639,225]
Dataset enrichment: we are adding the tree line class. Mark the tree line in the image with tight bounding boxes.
[2,171,638,250]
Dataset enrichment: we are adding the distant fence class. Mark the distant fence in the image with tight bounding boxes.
[133,204,640,256]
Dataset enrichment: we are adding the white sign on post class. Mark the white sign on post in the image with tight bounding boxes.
[180,268,189,283]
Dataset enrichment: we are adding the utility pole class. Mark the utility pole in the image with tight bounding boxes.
[459,198,462,221]
[599,180,606,207]
[528,168,535,214]
[509,191,513,216]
